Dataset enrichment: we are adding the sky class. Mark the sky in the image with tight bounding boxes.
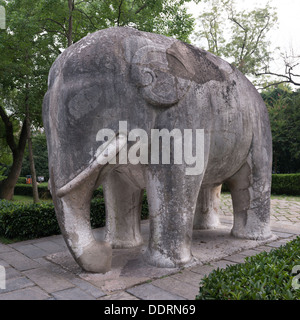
[186,0,300,77]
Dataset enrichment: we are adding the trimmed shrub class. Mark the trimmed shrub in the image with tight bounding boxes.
[196,237,300,300]
[271,174,300,196]
[0,198,106,240]
[0,200,59,239]
[0,194,148,241]
[0,176,27,184]
[14,184,51,199]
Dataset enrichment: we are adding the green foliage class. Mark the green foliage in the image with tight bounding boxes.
[13,184,51,199]
[0,189,149,240]
[0,176,26,184]
[0,200,60,239]
[0,198,106,240]
[271,174,300,196]
[196,237,300,300]
[262,86,300,173]
[21,133,49,180]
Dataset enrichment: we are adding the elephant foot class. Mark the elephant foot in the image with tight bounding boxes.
[110,237,143,249]
[76,241,112,273]
[231,222,272,241]
[193,212,220,230]
[143,248,193,268]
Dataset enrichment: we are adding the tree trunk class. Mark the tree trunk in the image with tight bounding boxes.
[27,126,39,203]
[25,91,39,204]
[67,0,74,47]
[0,107,28,200]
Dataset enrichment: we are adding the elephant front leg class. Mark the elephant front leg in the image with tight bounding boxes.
[193,185,221,230]
[103,169,144,248]
[145,166,202,268]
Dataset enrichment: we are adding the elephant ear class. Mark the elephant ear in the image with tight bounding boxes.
[130,44,192,107]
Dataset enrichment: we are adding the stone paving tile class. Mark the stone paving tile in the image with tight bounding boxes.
[239,249,261,257]
[0,243,14,254]
[210,259,237,269]
[0,286,50,300]
[189,264,216,276]
[170,270,204,287]
[5,267,22,280]
[13,244,48,259]
[32,240,66,254]
[0,251,40,271]
[223,254,247,264]
[51,287,96,300]
[266,240,290,248]
[69,277,106,298]
[252,245,274,253]
[24,268,75,293]
[152,277,199,300]
[126,283,185,300]
[0,276,35,294]
[0,259,10,268]
[98,291,139,300]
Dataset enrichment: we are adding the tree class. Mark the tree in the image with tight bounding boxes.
[261,85,300,173]
[0,0,56,200]
[194,0,278,78]
[21,133,49,181]
[38,0,197,47]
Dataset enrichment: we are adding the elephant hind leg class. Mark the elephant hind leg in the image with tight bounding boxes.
[193,185,221,230]
[226,151,272,240]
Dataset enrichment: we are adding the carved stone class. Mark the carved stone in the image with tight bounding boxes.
[43,27,272,273]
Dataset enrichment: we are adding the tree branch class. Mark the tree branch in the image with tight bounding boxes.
[117,0,124,26]
[135,3,147,14]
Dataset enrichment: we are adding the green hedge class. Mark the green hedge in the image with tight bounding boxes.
[0,192,149,241]
[0,198,106,240]
[271,174,300,196]
[196,236,300,300]
[0,176,27,184]
[14,184,51,199]
[222,174,300,196]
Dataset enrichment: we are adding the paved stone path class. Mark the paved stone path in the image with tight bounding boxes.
[0,194,299,300]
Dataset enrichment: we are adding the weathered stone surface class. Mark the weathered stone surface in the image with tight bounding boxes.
[43,27,273,273]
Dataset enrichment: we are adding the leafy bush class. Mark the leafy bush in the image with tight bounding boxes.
[196,237,300,300]
[0,176,27,184]
[0,198,106,240]
[271,174,300,196]
[0,194,149,241]
[13,184,51,199]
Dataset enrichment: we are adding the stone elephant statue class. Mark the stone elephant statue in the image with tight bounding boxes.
[43,27,272,273]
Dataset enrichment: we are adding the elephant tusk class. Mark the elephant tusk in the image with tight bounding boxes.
[56,133,127,198]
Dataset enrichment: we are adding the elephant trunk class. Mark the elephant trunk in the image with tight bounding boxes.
[49,133,127,273]
[54,183,112,273]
